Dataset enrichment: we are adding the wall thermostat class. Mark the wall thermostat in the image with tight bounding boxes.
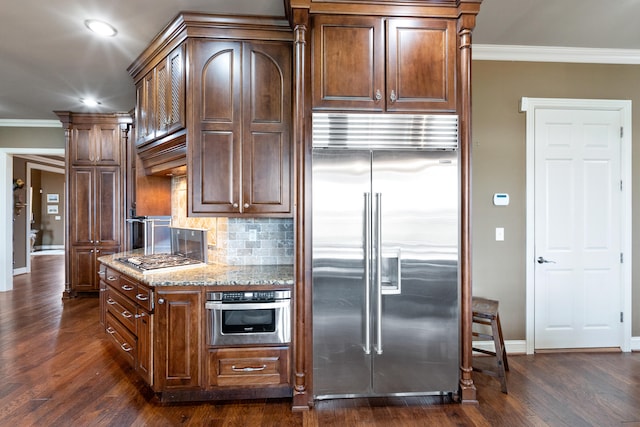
[493,193,509,206]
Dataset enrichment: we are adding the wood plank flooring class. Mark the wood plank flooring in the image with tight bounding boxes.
[1,255,639,426]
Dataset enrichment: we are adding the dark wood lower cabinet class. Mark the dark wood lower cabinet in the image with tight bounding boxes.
[71,246,118,293]
[154,288,202,391]
[208,347,290,387]
[100,265,292,402]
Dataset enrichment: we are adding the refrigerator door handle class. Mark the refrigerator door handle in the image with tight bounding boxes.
[364,192,372,355]
[374,193,383,355]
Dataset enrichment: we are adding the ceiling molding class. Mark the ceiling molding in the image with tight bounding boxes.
[472,44,640,65]
[17,154,65,168]
[0,119,62,128]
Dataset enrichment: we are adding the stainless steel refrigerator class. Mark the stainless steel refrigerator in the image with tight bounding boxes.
[312,113,460,399]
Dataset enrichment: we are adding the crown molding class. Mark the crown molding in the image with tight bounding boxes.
[0,119,62,128]
[472,44,640,65]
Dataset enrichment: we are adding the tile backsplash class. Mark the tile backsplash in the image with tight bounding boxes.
[171,176,293,266]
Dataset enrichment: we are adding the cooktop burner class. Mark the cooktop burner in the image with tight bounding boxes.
[117,254,205,274]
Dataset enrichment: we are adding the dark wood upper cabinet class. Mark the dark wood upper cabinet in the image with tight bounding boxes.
[312,16,456,112]
[189,39,292,216]
[69,122,122,166]
[135,44,186,147]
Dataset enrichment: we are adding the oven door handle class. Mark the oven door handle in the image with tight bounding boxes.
[204,301,290,311]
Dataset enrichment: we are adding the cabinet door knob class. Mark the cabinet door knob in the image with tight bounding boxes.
[375,89,382,101]
[244,203,249,209]
[232,202,239,208]
[158,298,165,304]
[390,90,397,103]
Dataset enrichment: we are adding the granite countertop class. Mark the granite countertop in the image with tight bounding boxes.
[98,251,294,287]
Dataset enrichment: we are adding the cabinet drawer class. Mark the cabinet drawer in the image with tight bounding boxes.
[106,286,137,334]
[118,275,138,301]
[103,267,120,287]
[105,312,136,367]
[135,283,153,311]
[208,347,289,387]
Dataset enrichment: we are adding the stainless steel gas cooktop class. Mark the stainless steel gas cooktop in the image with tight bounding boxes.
[117,253,205,274]
[117,226,208,274]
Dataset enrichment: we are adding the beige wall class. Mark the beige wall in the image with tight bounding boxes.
[472,60,640,339]
[37,170,65,248]
[0,127,64,148]
[12,157,28,269]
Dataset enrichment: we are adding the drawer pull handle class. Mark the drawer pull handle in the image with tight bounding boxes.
[231,365,267,372]
[121,343,133,352]
[121,310,132,318]
[106,298,116,305]
[106,327,116,334]
[121,285,134,291]
[136,294,149,301]
[135,313,145,319]
[107,276,117,281]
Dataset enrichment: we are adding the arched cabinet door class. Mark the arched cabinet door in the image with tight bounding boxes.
[189,39,292,217]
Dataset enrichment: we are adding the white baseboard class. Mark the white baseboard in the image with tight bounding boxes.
[13,267,27,276]
[35,245,64,251]
[473,340,527,355]
[475,338,640,354]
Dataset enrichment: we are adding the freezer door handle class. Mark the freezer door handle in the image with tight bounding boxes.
[374,193,383,355]
[364,192,372,355]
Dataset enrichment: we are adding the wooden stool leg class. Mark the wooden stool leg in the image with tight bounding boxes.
[496,313,509,372]
[490,315,508,393]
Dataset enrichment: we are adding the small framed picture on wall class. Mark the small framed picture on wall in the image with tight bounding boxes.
[47,205,58,214]
[47,194,59,203]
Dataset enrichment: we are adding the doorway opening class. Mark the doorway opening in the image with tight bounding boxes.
[1,148,65,292]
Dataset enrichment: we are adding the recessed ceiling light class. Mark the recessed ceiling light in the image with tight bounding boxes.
[80,98,102,107]
[84,19,117,37]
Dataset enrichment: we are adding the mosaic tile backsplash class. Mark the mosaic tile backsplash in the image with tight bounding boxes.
[171,176,294,266]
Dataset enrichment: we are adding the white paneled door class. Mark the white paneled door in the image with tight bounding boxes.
[534,108,623,349]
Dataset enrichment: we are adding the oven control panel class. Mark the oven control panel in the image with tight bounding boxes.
[223,291,275,302]
[207,290,291,303]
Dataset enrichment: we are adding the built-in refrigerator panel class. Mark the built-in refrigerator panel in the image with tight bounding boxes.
[370,150,459,395]
[312,113,460,399]
[312,149,372,396]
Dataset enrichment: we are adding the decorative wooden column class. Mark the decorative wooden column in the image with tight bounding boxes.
[458,8,480,405]
[290,6,312,411]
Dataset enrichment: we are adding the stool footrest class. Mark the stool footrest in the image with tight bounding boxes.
[472,296,509,394]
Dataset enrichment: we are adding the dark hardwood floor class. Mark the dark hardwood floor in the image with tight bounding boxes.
[1,255,639,426]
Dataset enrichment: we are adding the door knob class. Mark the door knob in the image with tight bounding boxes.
[537,256,556,264]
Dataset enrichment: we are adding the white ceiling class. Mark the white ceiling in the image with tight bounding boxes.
[1,0,639,122]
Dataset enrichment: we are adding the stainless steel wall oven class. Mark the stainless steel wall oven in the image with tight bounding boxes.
[205,290,291,346]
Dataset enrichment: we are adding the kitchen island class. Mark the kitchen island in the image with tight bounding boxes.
[98,252,294,403]
[99,252,294,287]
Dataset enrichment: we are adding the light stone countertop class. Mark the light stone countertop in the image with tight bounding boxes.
[98,251,294,287]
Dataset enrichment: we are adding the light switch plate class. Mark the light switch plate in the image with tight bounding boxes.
[496,227,504,241]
